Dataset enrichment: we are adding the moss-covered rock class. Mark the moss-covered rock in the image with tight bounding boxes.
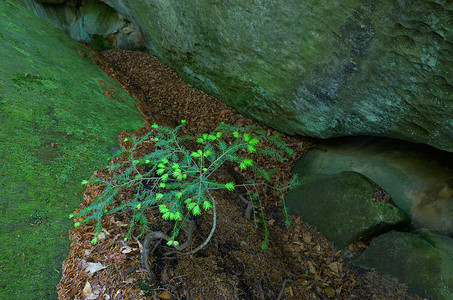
[24,0,453,151]
[24,0,145,51]
[77,0,453,152]
[291,136,453,236]
[285,171,410,248]
[354,230,453,300]
[0,1,143,298]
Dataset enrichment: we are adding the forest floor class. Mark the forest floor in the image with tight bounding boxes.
[57,48,424,300]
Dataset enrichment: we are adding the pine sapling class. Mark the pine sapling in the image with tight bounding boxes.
[71,120,300,280]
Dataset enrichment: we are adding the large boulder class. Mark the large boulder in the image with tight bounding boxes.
[24,0,146,51]
[285,171,410,248]
[354,230,453,300]
[291,136,453,237]
[28,0,453,151]
[0,1,143,298]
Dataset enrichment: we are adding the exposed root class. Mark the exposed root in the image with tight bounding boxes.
[276,279,291,300]
[141,194,217,281]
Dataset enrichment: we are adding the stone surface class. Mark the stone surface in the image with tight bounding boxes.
[45,0,453,152]
[0,1,143,298]
[354,230,453,300]
[292,136,453,236]
[24,0,145,51]
[35,0,65,4]
[285,171,410,248]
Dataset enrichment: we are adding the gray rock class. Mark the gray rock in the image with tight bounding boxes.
[285,171,410,248]
[35,0,66,4]
[0,1,143,297]
[34,0,453,152]
[292,137,453,236]
[24,0,145,50]
[354,230,453,300]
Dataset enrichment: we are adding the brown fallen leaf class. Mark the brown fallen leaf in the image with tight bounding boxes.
[82,281,92,296]
[121,245,138,254]
[303,233,312,244]
[287,286,294,297]
[84,262,107,275]
[328,262,340,274]
[307,261,317,274]
[325,287,336,298]
[96,232,106,242]
[158,290,172,299]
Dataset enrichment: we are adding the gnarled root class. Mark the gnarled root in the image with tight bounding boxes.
[141,193,217,281]
[141,220,194,281]
[141,231,168,281]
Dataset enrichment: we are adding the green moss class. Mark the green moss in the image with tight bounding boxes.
[285,171,409,248]
[354,230,453,299]
[102,0,453,151]
[0,1,143,298]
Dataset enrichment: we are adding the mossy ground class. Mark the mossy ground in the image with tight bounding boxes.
[0,1,143,298]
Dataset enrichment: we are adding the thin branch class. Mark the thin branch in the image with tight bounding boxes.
[276,279,291,300]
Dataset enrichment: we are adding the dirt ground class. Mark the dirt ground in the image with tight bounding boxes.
[57,48,425,299]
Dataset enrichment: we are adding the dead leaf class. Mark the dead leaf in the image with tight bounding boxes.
[288,286,294,297]
[328,262,340,274]
[82,281,92,296]
[121,245,138,254]
[117,221,129,227]
[157,290,172,299]
[307,261,317,274]
[85,262,107,274]
[357,241,366,248]
[123,277,134,284]
[97,232,106,241]
[135,237,143,250]
[325,287,336,298]
[303,233,312,244]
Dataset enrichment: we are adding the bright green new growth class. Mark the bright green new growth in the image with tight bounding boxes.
[74,121,299,252]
